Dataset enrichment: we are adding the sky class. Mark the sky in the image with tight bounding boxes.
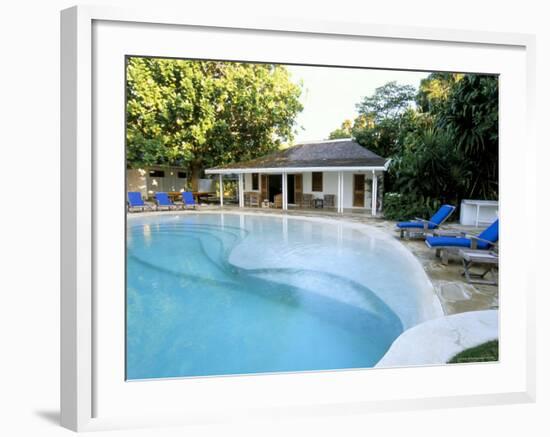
[286,65,430,143]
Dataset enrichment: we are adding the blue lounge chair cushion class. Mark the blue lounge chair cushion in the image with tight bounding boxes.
[478,219,499,243]
[425,219,499,250]
[425,236,473,249]
[155,192,173,206]
[397,204,455,229]
[128,191,145,207]
[182,191,196,206]
[430,204,455,225]
[397,222,428,229]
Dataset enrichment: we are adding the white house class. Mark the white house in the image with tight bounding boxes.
[205,139,389,215]
[127,166,215,199]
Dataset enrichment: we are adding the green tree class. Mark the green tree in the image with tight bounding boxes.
[330,74,498,220]
[384,73,499,219]
[416,73,463,113]
[437,74,499,199]
[328,119,353,139]
[349,82,417,159]
[126,58,303,190]
[356,81,416,121]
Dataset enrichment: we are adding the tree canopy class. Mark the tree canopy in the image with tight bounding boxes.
[329,73,499,219]
[126,57,303,189]
[329,82,417,159]
[328,119,353,139]
[356,81,416,121]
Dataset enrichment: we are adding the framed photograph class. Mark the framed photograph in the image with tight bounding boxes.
[61,5,536,432]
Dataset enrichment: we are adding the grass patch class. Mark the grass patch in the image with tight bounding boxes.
[448,340,499,364]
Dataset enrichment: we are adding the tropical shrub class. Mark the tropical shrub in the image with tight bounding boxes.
[382,192,440,221]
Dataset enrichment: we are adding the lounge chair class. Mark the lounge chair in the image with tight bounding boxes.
[127,192,156,212]
[182,191,197,209]
[425,219,499,265]
[396,204,456,239]
[154,192,179,211]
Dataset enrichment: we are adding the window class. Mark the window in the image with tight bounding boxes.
[252,173,259,190]
[177,171,187,179]
[148,170,165,177]
[311,172,323,192]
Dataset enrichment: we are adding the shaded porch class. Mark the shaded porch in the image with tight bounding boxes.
[209,169,384,216]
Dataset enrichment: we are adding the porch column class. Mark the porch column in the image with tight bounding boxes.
[282,172,288,211]
[337,171,343,214]
[219,174,224,207]
[371,171,377,216]
[238,173,244,208]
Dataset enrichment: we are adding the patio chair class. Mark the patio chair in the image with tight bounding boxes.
[295,193,303,207]
[301,193,313,209]
[425,219,499,265]
[396,204,456,239]
[249,192,260,207]
[127,192,156,212]
[154,192,180,211]
[274,193,282,209]
[323,194,335,209]
[182,191,197,209]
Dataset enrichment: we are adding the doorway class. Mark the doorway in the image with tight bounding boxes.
[268,174,282,202]
[287,174,295,204]
[353,174,365,207]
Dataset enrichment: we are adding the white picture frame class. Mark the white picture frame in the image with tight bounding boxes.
[60,5,536,432]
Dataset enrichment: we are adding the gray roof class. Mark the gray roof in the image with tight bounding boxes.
[208,139,387,170]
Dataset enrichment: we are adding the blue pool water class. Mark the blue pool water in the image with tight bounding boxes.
[126,213,439,380]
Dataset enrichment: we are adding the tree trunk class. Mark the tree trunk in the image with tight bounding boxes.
[190,164,202,192]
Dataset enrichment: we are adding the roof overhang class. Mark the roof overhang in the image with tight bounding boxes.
[206,160,391,175]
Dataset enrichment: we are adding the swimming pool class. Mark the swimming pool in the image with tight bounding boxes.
[126,212,442,380]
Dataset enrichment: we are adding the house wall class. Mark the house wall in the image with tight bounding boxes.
[240,170,383,210]
[126,166,189,200]
[244,173,261,192]
[302,171,381,209]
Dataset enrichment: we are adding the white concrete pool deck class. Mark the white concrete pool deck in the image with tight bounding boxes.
[375,310,498,367]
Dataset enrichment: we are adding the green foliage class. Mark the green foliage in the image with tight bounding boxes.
[126,57,303,189]
[330,73,499,219]
[390,125,468,204]
[356,81,416,120]
[438,74,499,199]
[448,340,499,364]
[351,83,417,158]
[328,119,353,139]
[382,192,440,221]
[416,73,463,113]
